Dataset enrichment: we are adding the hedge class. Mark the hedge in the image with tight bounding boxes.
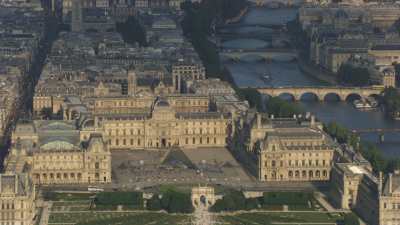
[95,192,143,208]
[263,192,313,206]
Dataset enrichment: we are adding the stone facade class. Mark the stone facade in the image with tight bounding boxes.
[330,163,400,225]
[81,98,231,150]
[191,186,216,209]
[0,173,36,225]
[379,171,400,225]
[4,121,111,185]
[249,114,335,182]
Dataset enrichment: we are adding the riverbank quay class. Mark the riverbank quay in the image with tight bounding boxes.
[298,56,337,85]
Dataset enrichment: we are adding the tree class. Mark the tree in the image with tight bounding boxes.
[337,64,370,86]
[146,195,162,211]
[245,198,259,210]
[343,213,360,225]
[210,190,246,212]
[156,189,194,213]
[266,97,304,118]
[40,107,53,120]
[323,122,400,173]
[236,88,263,111]
[181,0,247,79]
[116,17,147,47]
[382,87,400,118]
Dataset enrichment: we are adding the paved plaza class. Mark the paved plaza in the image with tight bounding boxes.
[111,148,253,189]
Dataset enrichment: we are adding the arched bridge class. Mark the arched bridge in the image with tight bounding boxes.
[248,0,302,7]
[257,86,384,101]
[220,48,297,61]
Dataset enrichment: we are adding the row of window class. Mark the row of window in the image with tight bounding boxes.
[383,202,400,210]
[266,170,329,180]
[265,152,330,158]
[105,121,225,127]
[267,159,328,167]
[108,137,223,147]
[35,155,106,161]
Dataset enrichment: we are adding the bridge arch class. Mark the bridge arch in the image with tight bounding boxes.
[323,93,341,101]
[240,54,267,62]
[278,92,296,101]
[299,92,319,101]
[345,93,362,102]
[368,94,380,100]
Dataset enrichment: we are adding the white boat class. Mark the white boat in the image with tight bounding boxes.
[366,97,378,108]
[260,71,272,83]
[353,99,373,110]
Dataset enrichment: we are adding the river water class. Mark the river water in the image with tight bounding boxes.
[220,7,400,157]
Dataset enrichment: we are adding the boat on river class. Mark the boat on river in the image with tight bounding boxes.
[353,99,376,110]
[260,70,272,83]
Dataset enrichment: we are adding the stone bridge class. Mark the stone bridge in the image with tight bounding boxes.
[248,0,303,7]
[257,86,384,101]
[220,48,297,61]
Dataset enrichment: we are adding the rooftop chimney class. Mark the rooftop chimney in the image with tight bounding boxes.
[389,173,393,194]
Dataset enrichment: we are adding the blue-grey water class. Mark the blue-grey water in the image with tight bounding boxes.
[220,7,400,158]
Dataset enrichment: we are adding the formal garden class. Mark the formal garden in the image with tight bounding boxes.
[211,190,323,212]
[45,189,359,225]
[220,211,347,225]
[49,212,189,225]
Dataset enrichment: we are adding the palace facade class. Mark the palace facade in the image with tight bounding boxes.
[4,121,111,185]
[0,173,36,225]
[248,114,335,182]
[80,98,231,150]
[331,163,400,225]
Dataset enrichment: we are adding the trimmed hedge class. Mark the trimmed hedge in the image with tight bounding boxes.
[344,213,360,225]
[95,192,143,208]
[210,190,248,212]
[263,192,312,206]
[147,189,194,214]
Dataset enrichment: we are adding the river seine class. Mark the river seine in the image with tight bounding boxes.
[220,7,400,157]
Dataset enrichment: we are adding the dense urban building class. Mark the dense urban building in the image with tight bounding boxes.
[247,114,335,182]
[302,2,400,86]
[0,173,37,225]
[4,120,112,185]
[331,163,400,225]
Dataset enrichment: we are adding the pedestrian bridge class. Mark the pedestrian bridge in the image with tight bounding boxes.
[257,86,384,101]
[220,48,297,61]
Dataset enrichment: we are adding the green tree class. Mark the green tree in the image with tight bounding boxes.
[343,213,360,225]
[147,195,162,211]
[210,190,246,212]
[382,87,400,118]
[116,17,147,47]
[337,64,370,86]
[40,107,53,120]
[158,189,194,213]
[181,0,247,78]
[266,97,304,118]
[245,198,259,210]
[236,88,263,111]
[323,122,400,173]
